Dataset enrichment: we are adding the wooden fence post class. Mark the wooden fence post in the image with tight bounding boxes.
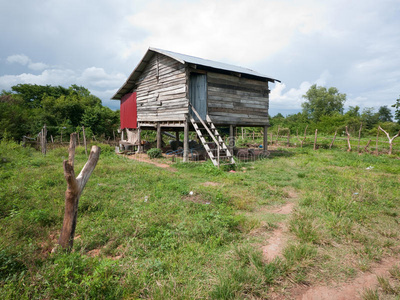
[345,126,351,152]
[57,133,100,251]
[82,126,88,156]
[375,130,379,155]
[329,130,337,149]
[41,125,47,155]
[276,126,280,145]
[357,123,362,152]
[313,129,318,150]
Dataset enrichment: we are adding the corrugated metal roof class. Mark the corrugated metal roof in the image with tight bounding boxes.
[112,47,280,100]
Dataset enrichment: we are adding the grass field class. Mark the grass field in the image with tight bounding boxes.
[1,140,400,299]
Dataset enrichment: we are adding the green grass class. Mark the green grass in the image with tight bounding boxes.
[1,140,400,299]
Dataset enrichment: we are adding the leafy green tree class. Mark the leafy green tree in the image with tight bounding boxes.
[361,107,379,130]
[392,95,400,123]
[377,106,393,122]
[345,106,360,118]
[302,85,346,122]
[1,84,119,141]
[0,95,30,140]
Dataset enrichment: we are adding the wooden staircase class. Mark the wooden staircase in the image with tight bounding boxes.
[189,106,235,167]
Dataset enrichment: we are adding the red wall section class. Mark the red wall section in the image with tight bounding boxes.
[120,92,137,129]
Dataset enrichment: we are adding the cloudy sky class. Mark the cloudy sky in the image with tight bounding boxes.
[1,0,399,116]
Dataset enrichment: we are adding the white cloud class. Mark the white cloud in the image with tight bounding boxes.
[0,65,126,106]
[6,54,48,71]
[7,54,30,65]
[270,71,333,111]
[124,0,327,64]
[78,67,127,88]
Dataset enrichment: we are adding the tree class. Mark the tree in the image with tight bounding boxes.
[377,106,393,122]
[393,95,400,123]
[302,85,346,122]
[345,106,360,118]
[361,107,379,130]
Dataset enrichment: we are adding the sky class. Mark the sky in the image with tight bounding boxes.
[1,0,399,117]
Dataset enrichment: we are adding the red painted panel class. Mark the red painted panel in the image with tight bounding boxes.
[120,92,137,129]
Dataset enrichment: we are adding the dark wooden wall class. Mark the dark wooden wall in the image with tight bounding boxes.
[207,72,270,126]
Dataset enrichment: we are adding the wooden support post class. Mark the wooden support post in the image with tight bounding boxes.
[175,130,180,142]
[183,118,189,162]
[82,126,88,157]
[229,125,236,154]
[22,136,26,148]
[57,133,100,251]
[137,127,142,153]
[375,130,379,155]
[287,130,290,147]
[263,125,268,152]
[157,123,162,149]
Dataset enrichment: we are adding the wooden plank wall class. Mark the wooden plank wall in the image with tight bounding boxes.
[136,54,188,122]
[207,72,270,126]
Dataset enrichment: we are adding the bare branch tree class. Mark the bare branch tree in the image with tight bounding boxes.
[378,126,400,155]
[57,133,101,251]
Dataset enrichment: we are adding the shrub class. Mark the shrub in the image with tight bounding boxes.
[147,148,162,159]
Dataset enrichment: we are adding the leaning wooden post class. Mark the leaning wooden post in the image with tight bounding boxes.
[58,133,100,251]
[313,129,318,150]
[364,139,372,152]
[82,126,88,157]
[345,126,351,152]
[329,130,337,149]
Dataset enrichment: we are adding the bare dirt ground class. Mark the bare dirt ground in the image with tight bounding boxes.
[286,257,398,300]
[263,199,399,299]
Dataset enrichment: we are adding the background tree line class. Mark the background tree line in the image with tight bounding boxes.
[0,84,120,141]
[269,85,400,137]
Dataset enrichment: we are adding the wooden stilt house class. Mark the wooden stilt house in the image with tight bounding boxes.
[112,47,279,166]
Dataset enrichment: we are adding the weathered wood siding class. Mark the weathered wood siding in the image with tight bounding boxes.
[136,54,188,122]
[207,72,270,126]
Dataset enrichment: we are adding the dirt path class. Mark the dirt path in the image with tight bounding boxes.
[263,201,399,299]
[289,257,398,300]
[123,153,176,170]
